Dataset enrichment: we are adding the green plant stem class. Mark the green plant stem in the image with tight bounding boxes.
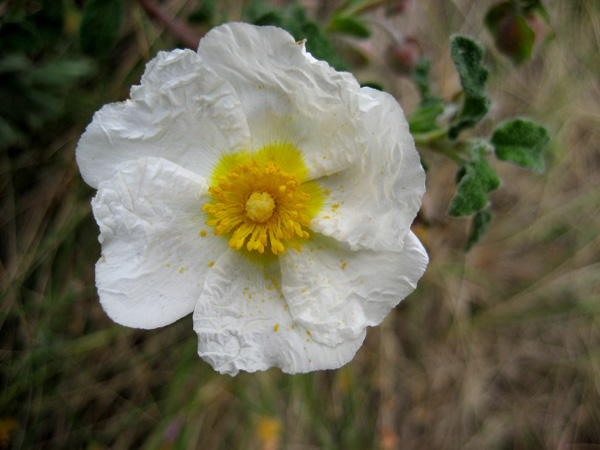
[413,128,471,165]
[336,0,398,18]
[412,127,448,146]
[430,143,468,165]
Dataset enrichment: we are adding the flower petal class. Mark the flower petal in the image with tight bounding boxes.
[310,87,426,252]
[197,23,363,179]
[77,48,251,188]
[279,231,427,346]
[93,157,228,329]
[193,250,366,375]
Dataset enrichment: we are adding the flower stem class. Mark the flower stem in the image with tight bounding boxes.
[413,128,470,165]
[412,127,448,146]
[429,144,468,165]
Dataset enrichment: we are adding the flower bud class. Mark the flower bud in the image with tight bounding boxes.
[486,2,549,65]
[386,37,420,74]
[495,13,530,60]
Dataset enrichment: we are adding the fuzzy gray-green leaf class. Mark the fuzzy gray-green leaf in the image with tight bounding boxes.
[448,36,490,139]
[451,36,489,97]
[448,94,489,139]
[448,146,501,217]
[491,119,550,172]
[465,209,493,251]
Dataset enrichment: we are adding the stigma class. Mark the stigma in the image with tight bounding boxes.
[245,192,275,222]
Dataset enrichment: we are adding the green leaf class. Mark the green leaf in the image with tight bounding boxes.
[448,94,489,139]
[413,58,430,98]
[79,0,124,57]
[448,144,501,217]
[465,209,492,251]
[244,0,282,24]
[491,119,549,172]
[360,82,384,91]
[0,54,32,75]
[328,15,371,39]
[450,36,489,97]
[32,59,96,88]
[409,102,444,134]
[0,54,93,146]
[448,36,490,139]
[412,58,440,105]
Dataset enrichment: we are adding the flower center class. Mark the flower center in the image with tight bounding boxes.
[203,157,316,255]
[245,192,275,223]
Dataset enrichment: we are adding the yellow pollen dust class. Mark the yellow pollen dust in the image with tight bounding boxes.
[203,159,312,255]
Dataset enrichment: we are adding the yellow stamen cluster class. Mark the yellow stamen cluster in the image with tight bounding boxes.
[203,160,311,254]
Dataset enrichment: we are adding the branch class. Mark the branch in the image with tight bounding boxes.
[137,0,201,49]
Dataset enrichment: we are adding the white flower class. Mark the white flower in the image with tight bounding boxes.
[76,23,428,376]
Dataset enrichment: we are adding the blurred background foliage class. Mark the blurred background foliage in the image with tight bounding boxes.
[1,0,600,449]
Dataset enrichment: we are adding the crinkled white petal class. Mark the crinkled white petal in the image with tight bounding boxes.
[310,87,425,252]
[193,250,366,376]
[279,232,427,347]
[77,48,251,188]
[197,22,364,179]
[93,157,229,329]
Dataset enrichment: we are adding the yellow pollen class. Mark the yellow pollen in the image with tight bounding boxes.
[203,155,319,255]
[245,192,275,222]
